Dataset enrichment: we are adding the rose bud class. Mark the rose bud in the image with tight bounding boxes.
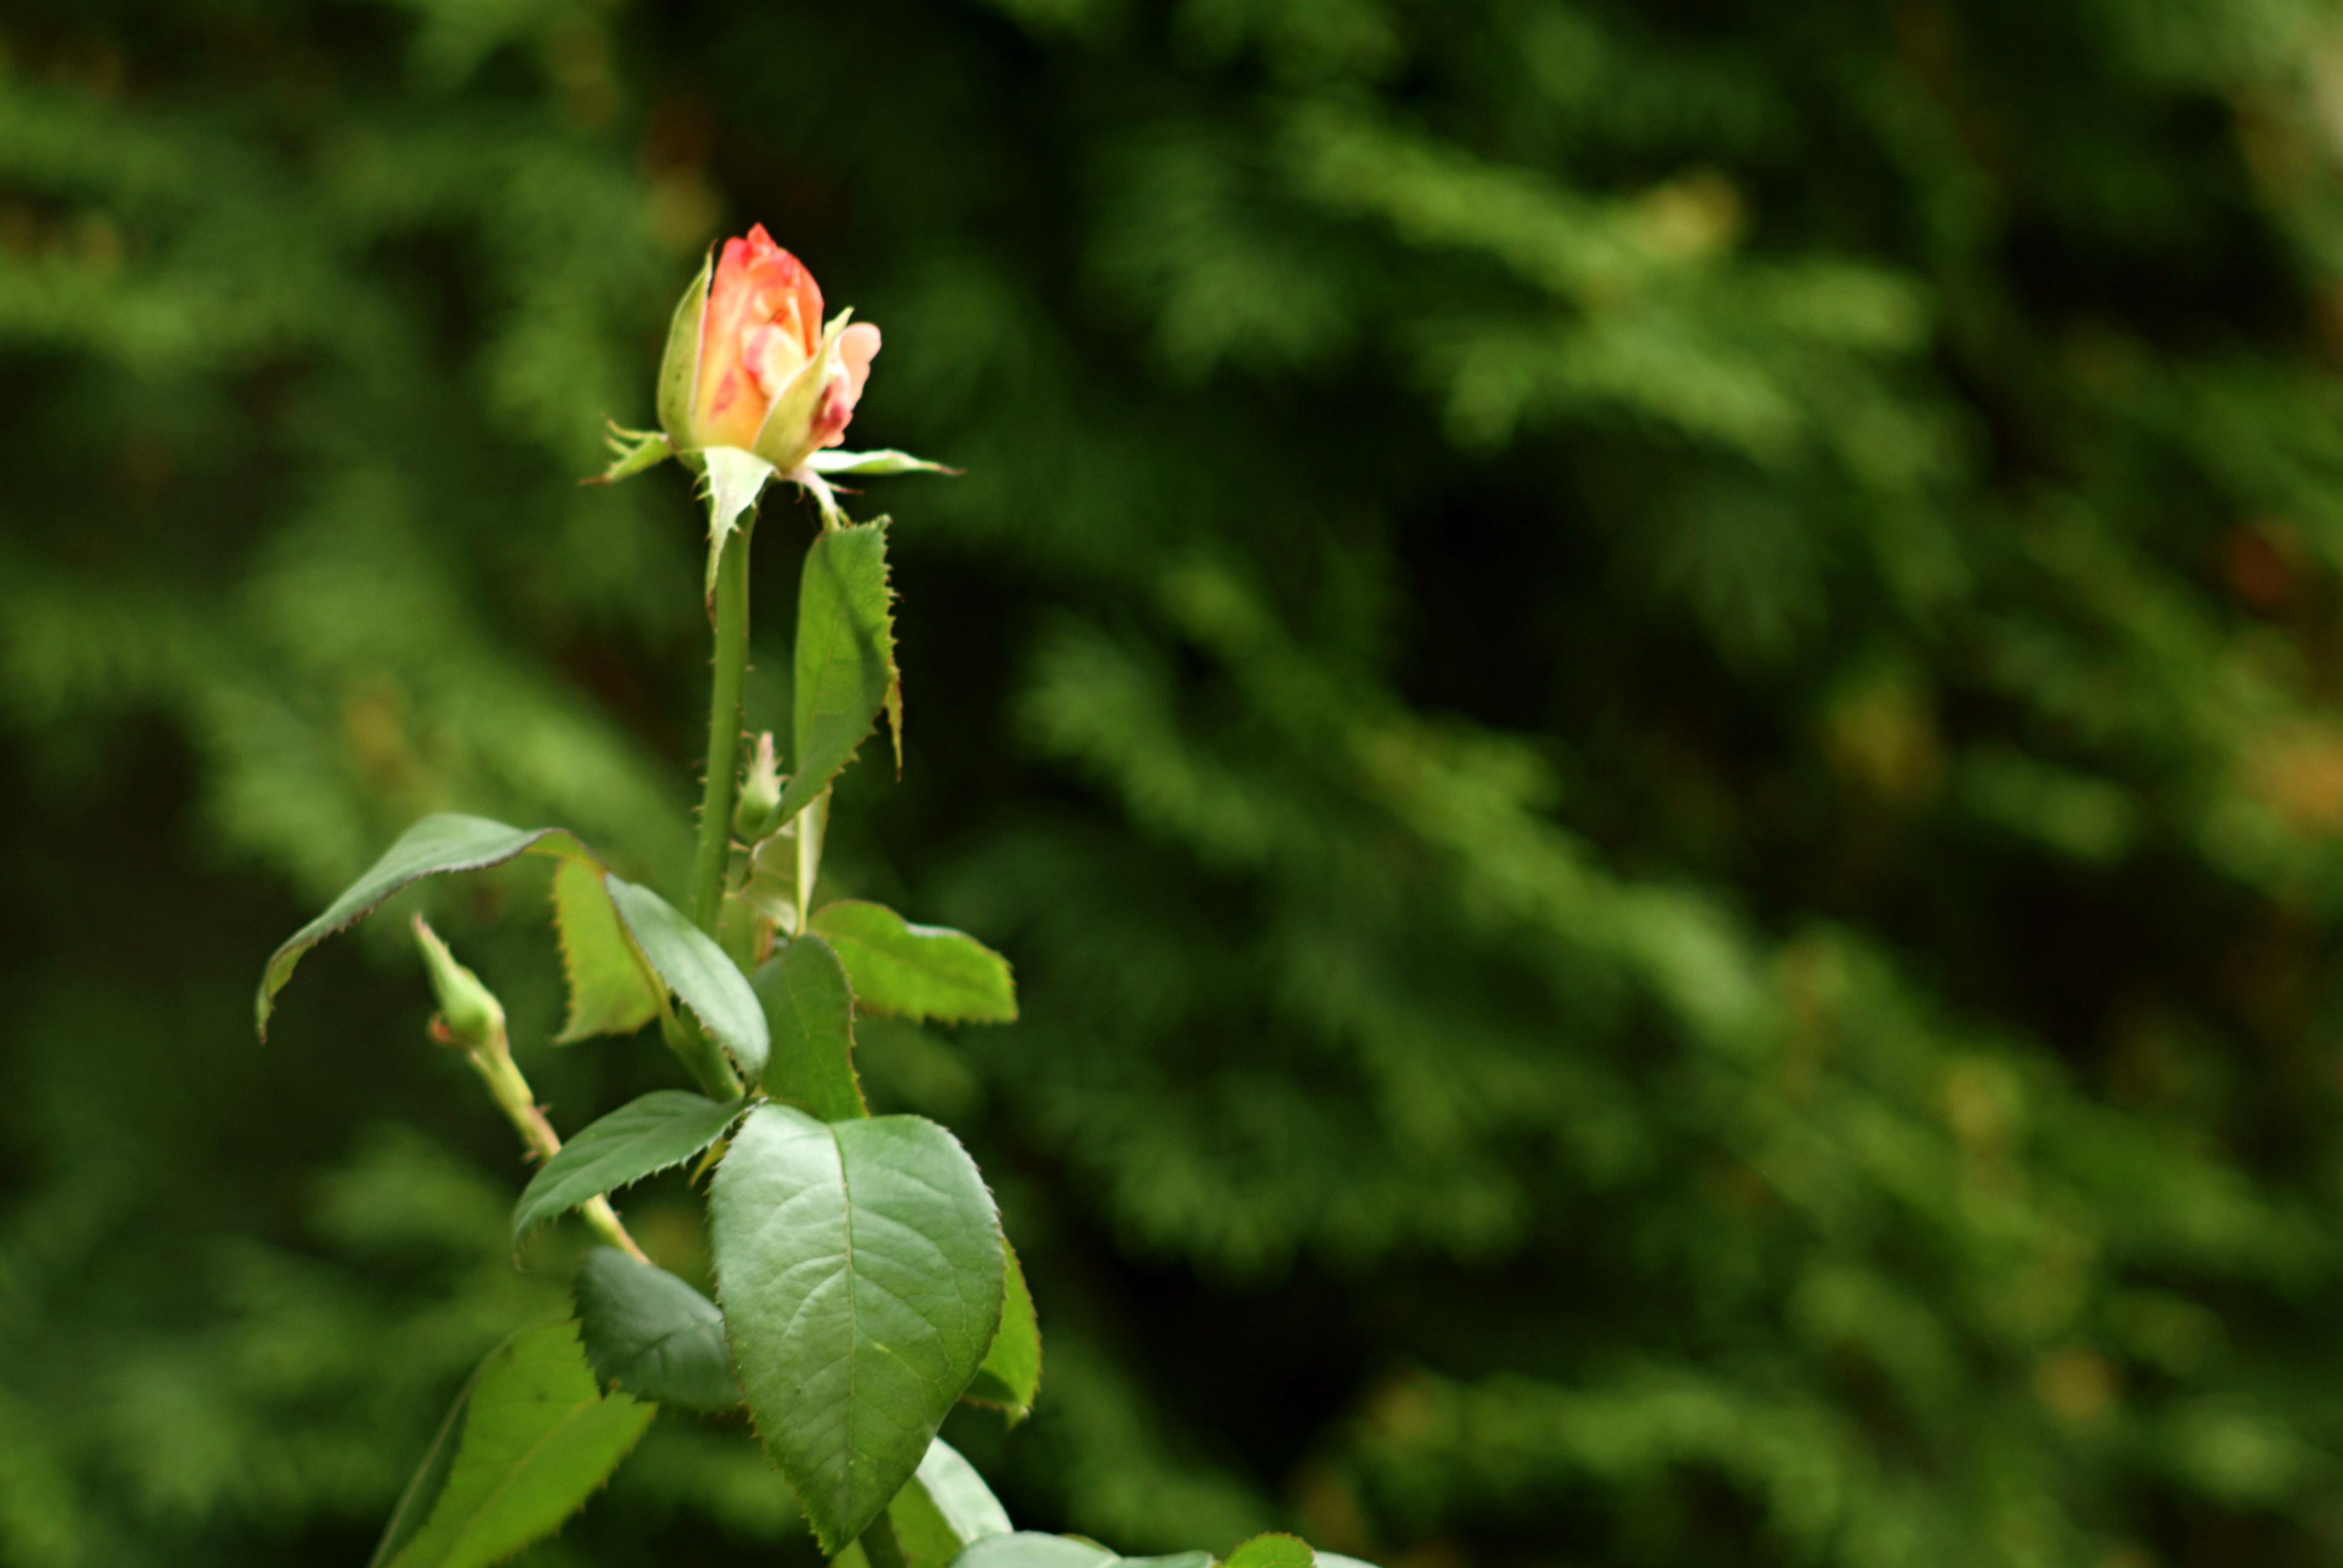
[411,915,506,1055]
[657,224,881,474]
[732,730,786,841]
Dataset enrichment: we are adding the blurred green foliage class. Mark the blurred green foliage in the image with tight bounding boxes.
[10,0,2343,1564]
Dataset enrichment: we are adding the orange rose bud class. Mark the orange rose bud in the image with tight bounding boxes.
[657,224,880,473]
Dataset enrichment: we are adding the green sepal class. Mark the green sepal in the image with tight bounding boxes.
[604,872,770,1079]
[778,521,899,824]
[656,252,712,443]
[809,901,1018,1024]
[512,1090,749,1245]
[700,446,777,603]
[257,814,593,1037]
[598,423,673,483]
[805,448,961,477]
[754,933,870,1122]
[961,1238,1040,1422]
[733,730,785,841]
[750,309,855,471]
[710,1104,1005,1554]
[369,1321,654,1568]
[551,857,660,1044]
[574,1246,741,1413]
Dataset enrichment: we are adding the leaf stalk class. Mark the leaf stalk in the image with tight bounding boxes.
[858,1512,910,1568]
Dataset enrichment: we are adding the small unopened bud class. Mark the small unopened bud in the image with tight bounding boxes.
[733,730,785,840]
[412,915,506,1052]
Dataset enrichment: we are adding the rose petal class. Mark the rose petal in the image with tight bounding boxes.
[837,323,880,410]
[696,225,827,448]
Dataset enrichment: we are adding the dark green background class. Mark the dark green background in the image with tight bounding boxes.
[10,1,2343,1564]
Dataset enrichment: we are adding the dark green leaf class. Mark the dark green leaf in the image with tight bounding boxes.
[948,1535,1117,1568]
[885,1438,1014,1568]
[375,1321,653,1568]
[603,872,770,1078]
[257,814,591,1037]
[513,1091,747,1244]
[710,1104,1004,1553]
[961,1238,1040,1422]
[1223,1538,1315,1568]
[552,857,660,1044]
[574,1247,741,1413]
[810,901,1018,1024]
[755,933,869,1121]
[778,521,898,822]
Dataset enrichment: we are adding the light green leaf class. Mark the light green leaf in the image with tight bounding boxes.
[1223,1538,1315,1568]
[754,933,869,1122]
[810,901,1018,1024]
[778,521,899,823]
[599,423,673,483]
[513,1091,747,1244]
[258,813,591,1037]
[574,1246,741,1413]
[739,829,801,932]
[716,888,764,974]
[961,1239,1040,1422]
[945,1540,1214,1568]
[886,1438,1014,1568]
[603,872,770,1079]
[701,445,778,600]
[805,448,960,477]
[913,1438,1014,1544]
[374,1321,653,1568]
[370,1349,477,1568]
[710,1104,1005,1553]
[655,253,711,441]
[552,857,660,1044]
[948,1535,1118,1568]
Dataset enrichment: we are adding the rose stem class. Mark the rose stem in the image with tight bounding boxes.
[690,523,753,938]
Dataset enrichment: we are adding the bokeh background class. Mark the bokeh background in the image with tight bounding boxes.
[12,1,2343,1564]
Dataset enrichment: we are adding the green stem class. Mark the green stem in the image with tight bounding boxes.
[795,787,829,935]
[692,524,753,936]
[455,1030,652,1265]
[661,1009,743,1102]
